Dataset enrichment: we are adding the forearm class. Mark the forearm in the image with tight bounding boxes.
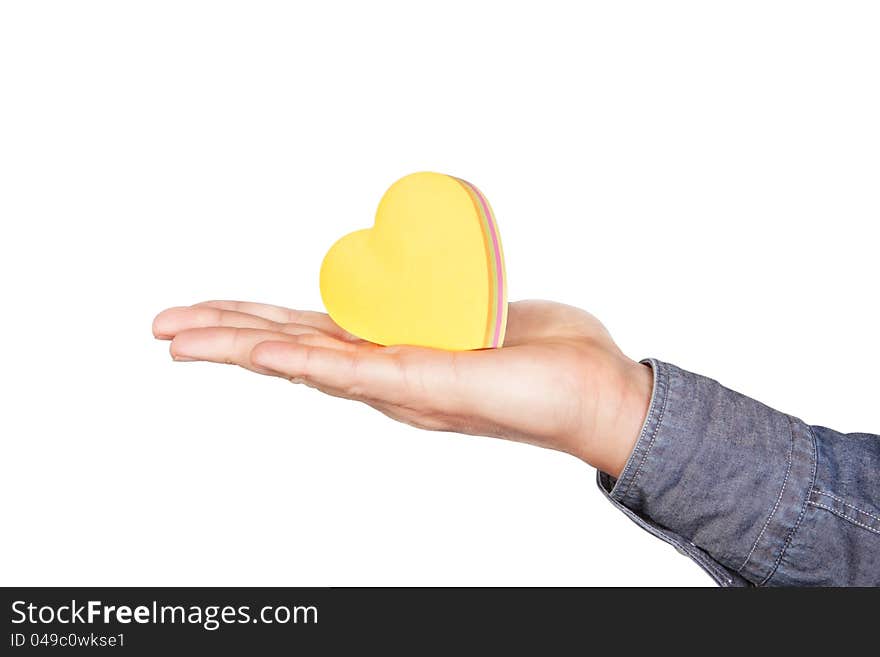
[599,359,880,586]
[569,356,654,479]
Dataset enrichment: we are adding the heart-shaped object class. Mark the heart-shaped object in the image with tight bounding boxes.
[320,172,507,350]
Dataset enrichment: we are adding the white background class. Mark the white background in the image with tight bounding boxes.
[1,1,877,586]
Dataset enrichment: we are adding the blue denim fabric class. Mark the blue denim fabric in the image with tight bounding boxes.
[598,359,880,586]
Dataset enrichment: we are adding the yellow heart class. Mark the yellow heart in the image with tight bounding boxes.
[320,172,507,350]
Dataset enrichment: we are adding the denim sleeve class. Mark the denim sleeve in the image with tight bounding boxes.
[598,359,880,586]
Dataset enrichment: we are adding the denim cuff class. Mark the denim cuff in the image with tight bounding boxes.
[597,359,817,586]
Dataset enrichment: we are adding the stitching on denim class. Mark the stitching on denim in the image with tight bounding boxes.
[667,535,735,586]
[760,420,818,586]
[689,545,734,585]
[618,362,669,502]
[808,501,880,536]
[688,551,730,584]
[737,413,794,573]
[813,490,880,524]
[609,490,733,585]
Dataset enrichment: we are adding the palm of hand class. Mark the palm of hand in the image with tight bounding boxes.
[153,300,650,476]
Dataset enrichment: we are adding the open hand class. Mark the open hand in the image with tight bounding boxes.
[152,300,652,477]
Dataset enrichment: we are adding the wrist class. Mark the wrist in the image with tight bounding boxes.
[590,358,653,478]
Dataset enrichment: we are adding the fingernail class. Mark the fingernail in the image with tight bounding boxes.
[172,354,196,362]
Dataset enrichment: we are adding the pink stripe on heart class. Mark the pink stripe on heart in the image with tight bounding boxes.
[457,178,504,348]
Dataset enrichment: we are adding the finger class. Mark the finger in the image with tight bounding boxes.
[170,327,309,374]
[280,332,364,353]
[154,306,280,339]
[193,300,359,341]
[235,335,449,425]
[251,339,504,418]
[250,341,415,404]
[153,305,336,342]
